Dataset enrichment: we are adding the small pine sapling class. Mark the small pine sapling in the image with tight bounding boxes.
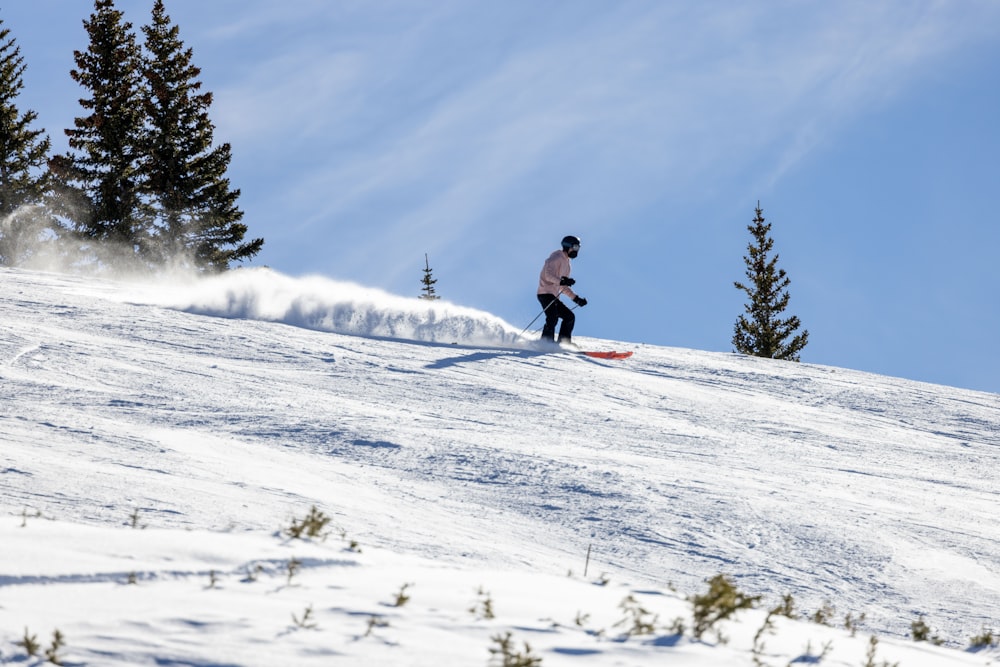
[811,600,836,626]
[844,610,866,637]
[771,593,798,619]
[418,253,441,300]
[863,635,899,667]
[44,629,65,665]
[969,626,997,650]
[689,574,761,641]
[332,526,361,552]
[292,604,318,629]
[286,556,302,585]
[128,507,146,529]
[20,507,42,527]
[243,563,264,582]
[364,615,389,637]
[911,614,944,645]
[614,594,658,638]
[863,635,879,667]
[285,505,332,540]
[751,609,778,665]
[753,591,802,662]
[470,587,496,620]
[392,582,413,607]
[16,628,40,656]
[488,631,542,667]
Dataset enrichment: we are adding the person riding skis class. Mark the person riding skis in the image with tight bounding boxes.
[536,235,588,344]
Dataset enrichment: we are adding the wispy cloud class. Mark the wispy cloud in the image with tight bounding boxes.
[197,0,1000,288]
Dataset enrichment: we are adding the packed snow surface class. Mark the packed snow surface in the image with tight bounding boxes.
[1,266,998,667]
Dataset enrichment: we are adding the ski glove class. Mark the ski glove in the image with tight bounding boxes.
[574,296,588,307]
[559,276,575,286]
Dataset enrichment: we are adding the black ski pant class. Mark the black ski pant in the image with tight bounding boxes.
[537,293,575,342]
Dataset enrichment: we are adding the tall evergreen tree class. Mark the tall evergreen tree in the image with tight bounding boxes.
[0,20,55,266]
[49,0,147,256]
[140,0,261,270]
[418,253,440,300]
[733,202,809,361]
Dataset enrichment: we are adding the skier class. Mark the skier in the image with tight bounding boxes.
[537,235,588,345]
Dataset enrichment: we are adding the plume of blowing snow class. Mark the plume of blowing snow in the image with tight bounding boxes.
[128,268,522,347]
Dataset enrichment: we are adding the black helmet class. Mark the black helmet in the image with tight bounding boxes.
[561,235,581,258]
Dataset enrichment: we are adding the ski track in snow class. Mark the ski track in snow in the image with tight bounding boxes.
[2,266,999,665]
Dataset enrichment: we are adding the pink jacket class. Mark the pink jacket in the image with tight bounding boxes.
[537,249,578,300]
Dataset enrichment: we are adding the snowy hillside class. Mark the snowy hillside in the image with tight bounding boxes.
[2,266,998,667]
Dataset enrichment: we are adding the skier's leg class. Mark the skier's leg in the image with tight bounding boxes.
[537,294,558,341]
[556,300,575,342]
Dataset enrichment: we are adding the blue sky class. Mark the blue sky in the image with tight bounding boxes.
[4,1,999,393]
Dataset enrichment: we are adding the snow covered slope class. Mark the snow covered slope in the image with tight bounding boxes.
[2,267,998,666]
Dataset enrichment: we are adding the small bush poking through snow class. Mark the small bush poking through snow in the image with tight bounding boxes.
[20,507,43,527]
[128,507,146,529]
[614,594,658,638]
[285,505,332,540]
[392,582,413,607]
[364,615,389,637]
[863,635,899,667]
[286,556,302,585]
[911,614,944,645]
[44,629,66,666]
[16,628,40,657]
[488,631,542,667]
[811,600,836,626]
[470,587,496,620]
[969,626,997,651]
[690,574,761,641]
[292,604,318,630]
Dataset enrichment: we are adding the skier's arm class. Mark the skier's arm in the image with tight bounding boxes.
[542,255,577,299]
[556,255,578,300]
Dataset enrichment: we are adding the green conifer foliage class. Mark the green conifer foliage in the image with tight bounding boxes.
[0,20,55,266]
[733,202,809,361]
[50,0,147,256]
[140,0,261,271]
[419,253,440,300]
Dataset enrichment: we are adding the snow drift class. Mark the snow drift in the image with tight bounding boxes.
[124,267,522,347]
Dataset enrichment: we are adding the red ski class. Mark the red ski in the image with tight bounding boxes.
[580,350,633,360]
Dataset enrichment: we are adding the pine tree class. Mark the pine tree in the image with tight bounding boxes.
[0,20,55,266]
[733,202,809,361]
[49,0,147,258]
[140,0,261,271]
[418,253,440,300]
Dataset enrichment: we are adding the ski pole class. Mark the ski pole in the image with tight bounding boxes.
[515,287,565,340]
